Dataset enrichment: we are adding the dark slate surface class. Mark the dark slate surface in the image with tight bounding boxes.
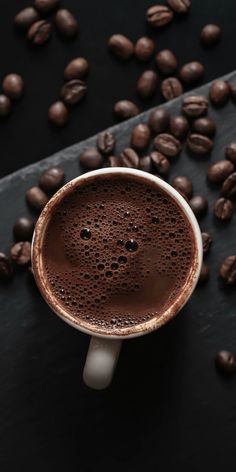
[1,72,236,472]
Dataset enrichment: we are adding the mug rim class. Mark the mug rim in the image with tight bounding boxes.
[32,167,203,339]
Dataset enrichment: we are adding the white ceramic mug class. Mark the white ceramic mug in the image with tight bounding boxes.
[32,168,202,390]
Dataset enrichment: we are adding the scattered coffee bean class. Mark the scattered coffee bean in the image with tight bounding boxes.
[60,79,87,106]
[150,151,170,176]
[34,0,60,13]
[48,101,69,127]
[219,255,236,285]
[0,253,13,280]
[0,95,11,117]
[28,20,52,45]
[148,108,170,133]
[2,74,24,100]
[200,24,222,47]
[182,95,208,118]
[97,132,116,155]
[10,242,31,266]
[26,186,49,212]
[215,350,236,375]
[155,49,177,75]
[14,7,40,30]
[154,133,181,157]
[167,0,191,14]
[179,61,204,84]
[108,156,122,167]
[221,172,236,200]
[207,160,234,184]
[192,116,216,137]
[169,115,189,139]
[136,70,158,99]
[13,217,35,241]
[120,148,139,168]
[54,9,78,39]
[230,83,236,101]
[146,5,174,27]
[39,167,65,193]
[198,262,209,284]
[161,77,183,101]
[79,148,103,170]
[131,124,151,150]
[209,80,230,107]
[189,196,208,218]
[201,232,212,255]
[225,142,236,164]
[108,34,134,60]
[171,175,193,198]
[135,37,155,61]
[139,155,152,172]
[114,100,139,120]
[214,198,234,221]
[187,134,213,155]
[64,58,89,80]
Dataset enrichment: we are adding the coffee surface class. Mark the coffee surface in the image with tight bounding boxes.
[42,175,195,332]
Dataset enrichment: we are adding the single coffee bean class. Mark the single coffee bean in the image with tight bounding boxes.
[221,172,236,200]
[161,77,183,101]
[198,262,209,284]
[114,100,139,120]
[0,253,13,280]
[148,108,170,133]
[13,217,35,241]
[201,232,212,255]
[108,34,134,60]
[14,7,40,30]
[34,0,60,13]
[169,115,189,140]
[209,80,230,107]
[28,20,52,45]
[219,255,236,285]
[154,133,181,157]
[26,186,49,212]
[60,80,86,106]
[0,95,11,117]
[108,156,122,167]
[225,142,236,164]
[215,351,236,374]
[139,155,152,173]
[135,37,155,62]
[120,148,139,168]
[2,74,24,100]
[207,160,234,184]
[230,83,236,101]
[167,0,191,13]
[54,9,78,39]
[182,95,208,118]
[64,58,89,80]
[171,175,193,198]
[150,151,170,176]
[137,70,158,98]
[187,134,213,155]
[146,5,174,27]
[10,242,31,266]
[48,101,69,127]
[200,24,222,47]
[131,124,151,150]
[192,116,216,137]
[189,196,208,218]
[39,167,65,193]
[155,50,177,75]
[179,62,204,84]
[79,148,103,170]
[97,132,116,155]
[214,198,234,221]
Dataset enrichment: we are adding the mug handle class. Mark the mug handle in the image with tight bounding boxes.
[83,336,122,390]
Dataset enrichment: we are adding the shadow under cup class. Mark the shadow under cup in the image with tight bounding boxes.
[32,168,202,340]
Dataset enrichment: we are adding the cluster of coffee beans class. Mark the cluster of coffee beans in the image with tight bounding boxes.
[0,74,24,117]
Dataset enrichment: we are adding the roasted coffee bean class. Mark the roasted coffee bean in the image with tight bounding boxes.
[2,74,24,100]
[207,160,234,184]
[182,95,208,118]
[179,61,204,84]
[150,151,170,176]
[108,34,134,60]
[26,186,49,212]
[219,255,236,285]
[221,172,236,200]
[225,142,236,164]
[13,217,35,241]
[146,5,174,27]
[201,232,212,255]
[192,116,216,137]
[0,253,13,280]
[169,115,189,140]
[34,0,60,13]
[28,20,52,45]
[0,95,11,117]
[209,80,230,106]
[114,100,139,120]
[60,80,86,106]
[215,351,236,374]
[108,156,122,167]
[171,175,193,198]
[14,7,40,30]
[200,24,222,47]
[134,37,155,61]
[79,148,103,170]
[155,49,177,75]
[48,101,68,127]
[54,9,78,39]
[154,133,181,157]
[214,198,234,220]
[64,58,89,81]
[137,70,158,98]
[161,77,183,101]
[230,83,236,101]
[167,0,191,13]
[131,124,151,150]
[10,242,31,266]
[97,132,116,155]
[120,148,139,168]
[187,134,213,155]
[189,196,208,218]
[39,167,65,193]
[198,262,209,284]
[148,108,170,133]
[139,155,152,172]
